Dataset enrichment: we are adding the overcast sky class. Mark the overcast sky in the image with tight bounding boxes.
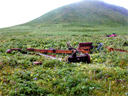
[0,0,128,28]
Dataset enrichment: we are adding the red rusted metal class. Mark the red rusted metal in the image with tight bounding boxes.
[27,48,73,54]
[78,42,93,50]
[68,53,90,63]
[77,42,92,53]
[106,47,128,52]
[6,42,92,63]
[6,48,22,53]
[7,42,93,54]
[106,33,118,37]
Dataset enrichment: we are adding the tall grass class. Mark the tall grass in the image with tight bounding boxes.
[0,25,128,95]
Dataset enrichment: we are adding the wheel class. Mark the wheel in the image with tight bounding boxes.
[6,49,12,53]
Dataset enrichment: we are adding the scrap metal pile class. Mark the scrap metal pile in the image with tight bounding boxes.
[7,42,93,64]
[6,36,127,64]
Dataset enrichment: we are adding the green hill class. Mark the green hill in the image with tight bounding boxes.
[25,0,128,27]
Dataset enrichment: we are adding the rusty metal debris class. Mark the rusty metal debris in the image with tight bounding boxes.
[7,42,93,63]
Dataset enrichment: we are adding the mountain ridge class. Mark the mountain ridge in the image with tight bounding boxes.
[24,0,128,27]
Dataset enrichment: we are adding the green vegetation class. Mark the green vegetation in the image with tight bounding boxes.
[0,25,128,96]
[25,0,128,27]
[0,0,128,95]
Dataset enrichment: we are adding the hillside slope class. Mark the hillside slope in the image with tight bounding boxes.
[25,0,128,27]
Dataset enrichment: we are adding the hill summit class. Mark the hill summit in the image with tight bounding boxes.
[26,0,128,27]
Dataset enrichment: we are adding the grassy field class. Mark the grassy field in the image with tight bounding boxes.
[0,25,128,96]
